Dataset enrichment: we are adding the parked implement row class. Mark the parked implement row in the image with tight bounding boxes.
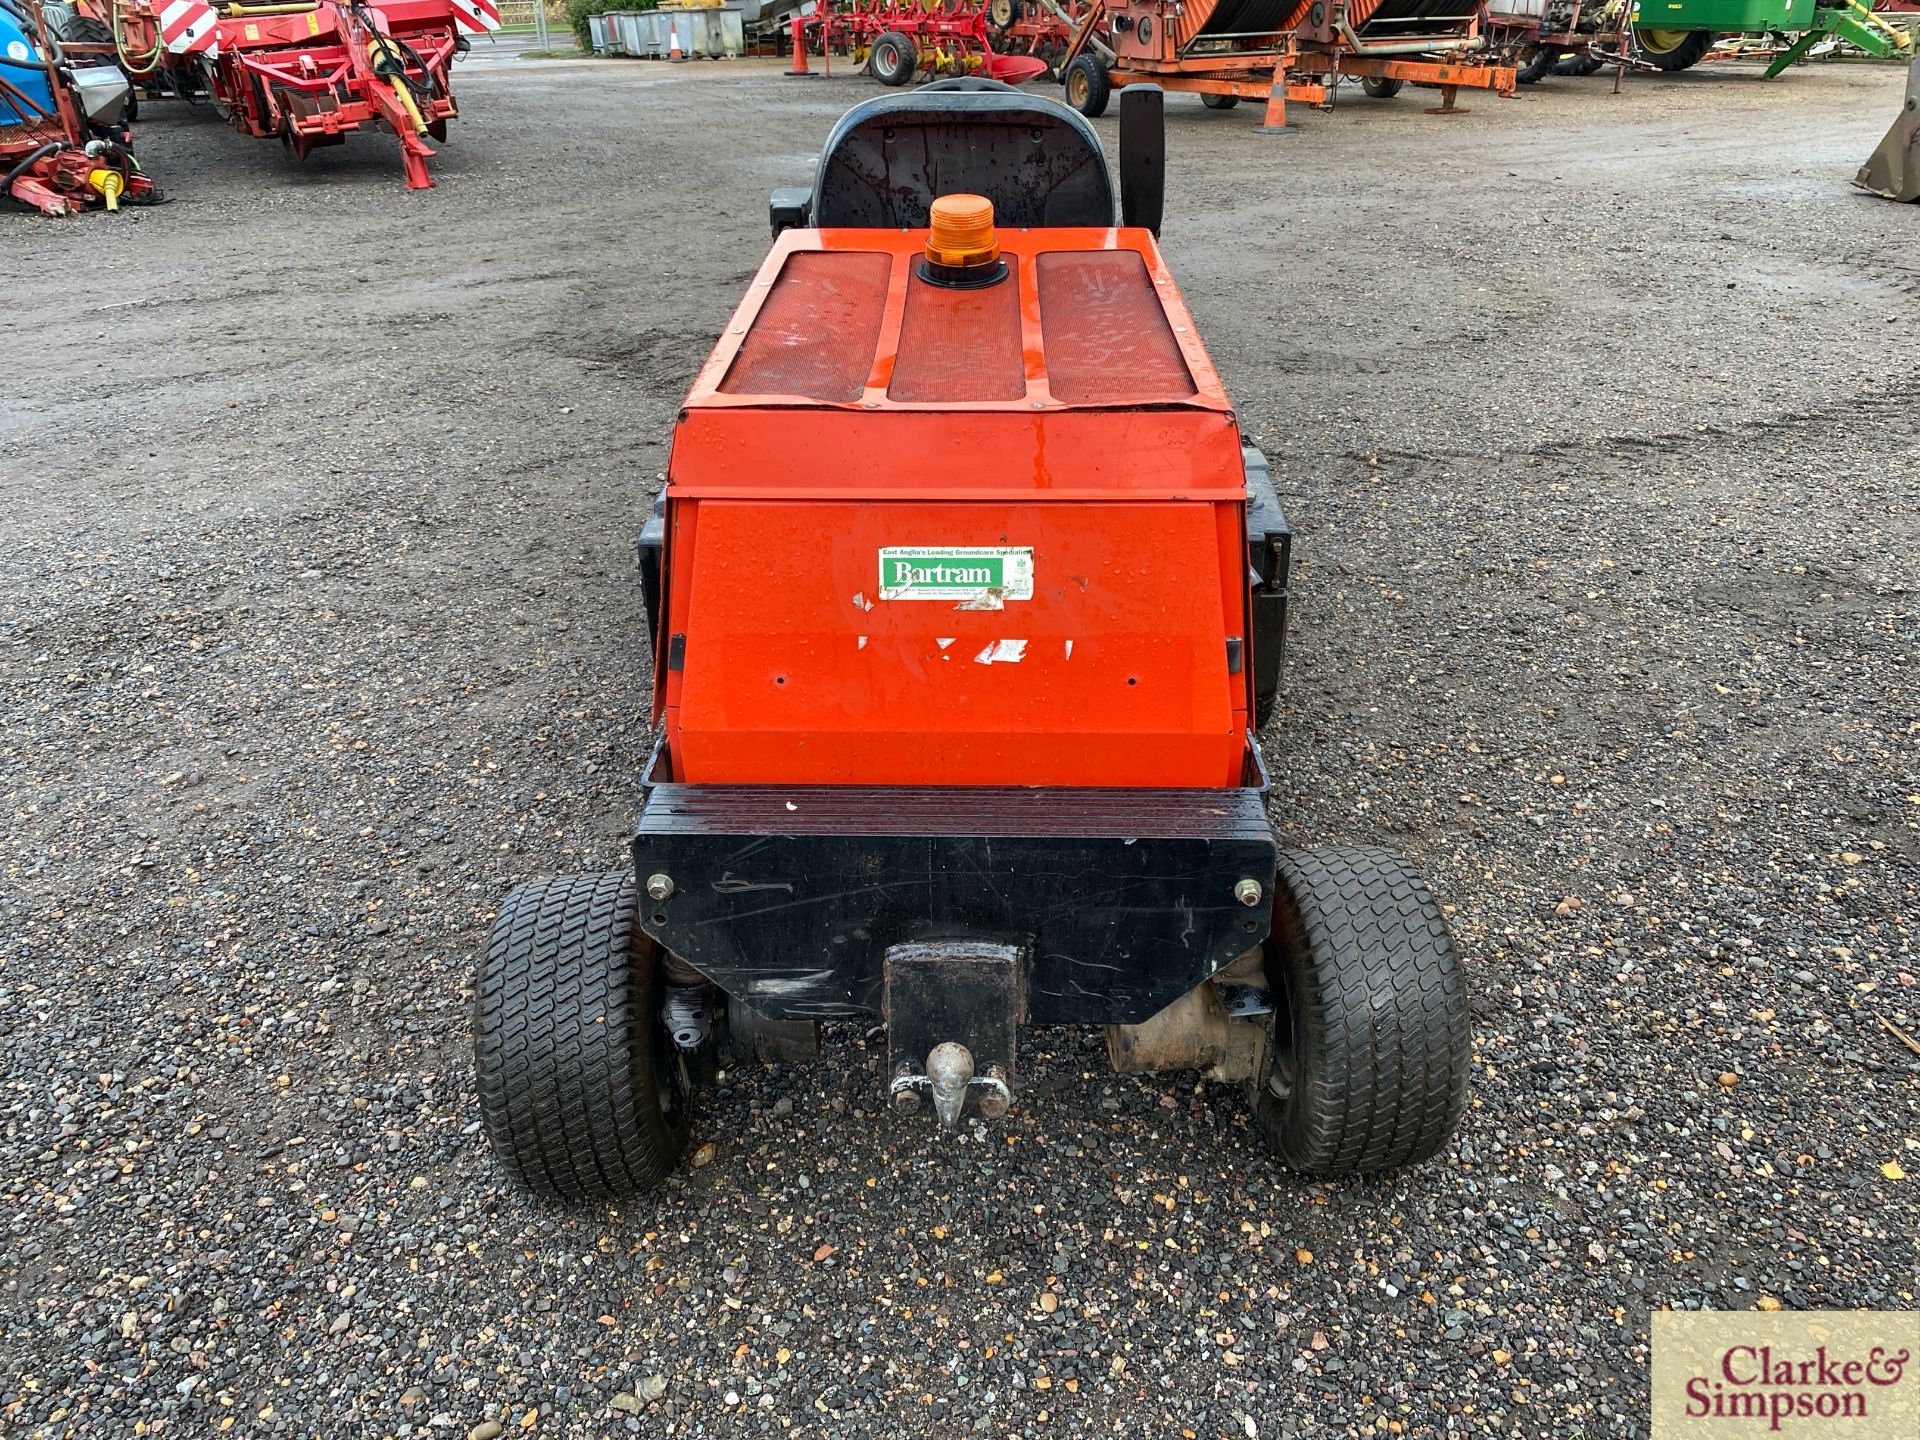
[787,0,1078,85]
[1055,0,1517,125]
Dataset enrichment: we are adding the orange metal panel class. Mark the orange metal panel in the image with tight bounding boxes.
[888,259,1027,403]
[661,223,1253,790]
[664,499,1247,788]
[666,407,1245,501]
[684,226,1233,417]
[1037,251,1197,405]
[719,251,892,402]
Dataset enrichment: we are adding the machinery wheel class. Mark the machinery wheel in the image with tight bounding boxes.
[1516,43,1559,84]
[57,11,113,45]
[987,0,1024,30]
[1245,848,1471,1175]
[1064,53,1110,117]
[1556,51,1604,76]
[473,872,692,1202]
[1201,92,1239,110]
[868,30,918,86]
[1361,76,1403,99]
[1635,27,1713,71]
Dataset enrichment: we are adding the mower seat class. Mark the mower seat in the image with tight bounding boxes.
[769,78,1115,235]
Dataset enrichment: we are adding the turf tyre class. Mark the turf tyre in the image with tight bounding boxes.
[474,872,691,1202]
[1246,847,1470,1174]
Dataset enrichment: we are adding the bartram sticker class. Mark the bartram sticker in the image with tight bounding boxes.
[877,547,1033,602]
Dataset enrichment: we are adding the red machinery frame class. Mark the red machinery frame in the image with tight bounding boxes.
[109,0,498,189]
[1061,0,1516,127]
[211,1,463,188]
[1481,0,1632,84]
[793,0,1081,84]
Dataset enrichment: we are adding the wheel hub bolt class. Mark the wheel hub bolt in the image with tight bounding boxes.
[646,873,675,901]
[1234,878,1263,907]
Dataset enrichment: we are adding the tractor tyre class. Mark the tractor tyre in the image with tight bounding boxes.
[1556,51,1604,76]
[57,11,112,45]
[473,872,692,1202]
[869,30,919,86]
[1064,53,1111,117]
[1245,848,1471,1175]
[1635,27,1713,71]
[1201,92,1240,110]
[1516,44,1559,84]
[1361,76,1403,99]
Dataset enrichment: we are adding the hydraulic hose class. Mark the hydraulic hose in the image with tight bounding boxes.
[111,0,166,77]
[3,140,67,199]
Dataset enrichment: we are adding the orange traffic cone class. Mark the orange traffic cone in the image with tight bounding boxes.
[668,22,686,61]
[784,15,817,77]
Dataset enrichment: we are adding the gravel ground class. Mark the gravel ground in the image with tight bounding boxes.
[3,45,1917,1440]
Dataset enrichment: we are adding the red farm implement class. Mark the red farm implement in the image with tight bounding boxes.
[1056,0,1516,127]
[1482,0,1633,86]
[104,0,500,190]
[786,0,1081,85]
[3,0,161,215]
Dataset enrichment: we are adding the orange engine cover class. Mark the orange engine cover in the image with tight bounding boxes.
[657,225,1252,789]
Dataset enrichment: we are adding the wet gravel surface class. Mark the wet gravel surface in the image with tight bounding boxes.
[4,47,1918,1440]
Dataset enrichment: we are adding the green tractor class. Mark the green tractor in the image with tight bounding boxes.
[1630,0,1914,76]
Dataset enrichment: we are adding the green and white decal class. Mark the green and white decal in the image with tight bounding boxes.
[878,547,1034,602]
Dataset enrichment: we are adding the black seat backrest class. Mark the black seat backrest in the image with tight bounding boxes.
[810,79,1114,230]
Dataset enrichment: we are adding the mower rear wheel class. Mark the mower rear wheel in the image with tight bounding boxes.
[1246,847,1470,1175]
[473,872,692,1202]
[869,30,919,86]
[1201,92,1240,110]
[1635,27,1712,71]
[1361,76,1403,99]
[1064,54,1111,117]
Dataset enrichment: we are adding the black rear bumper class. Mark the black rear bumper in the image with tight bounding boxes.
[630,746,1277,1027]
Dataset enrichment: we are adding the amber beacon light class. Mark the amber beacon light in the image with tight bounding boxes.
[919,193,1009,288]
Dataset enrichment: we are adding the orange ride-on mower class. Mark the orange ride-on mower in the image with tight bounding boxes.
[471,79,1471,1203]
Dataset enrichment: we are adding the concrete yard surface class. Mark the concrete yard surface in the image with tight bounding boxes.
[2,47,1918,1439]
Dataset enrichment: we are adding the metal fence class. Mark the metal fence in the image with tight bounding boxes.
[493,0,567,32]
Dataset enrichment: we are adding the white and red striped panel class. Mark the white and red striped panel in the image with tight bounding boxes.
[160,0,218,54]
[450,0,501,34]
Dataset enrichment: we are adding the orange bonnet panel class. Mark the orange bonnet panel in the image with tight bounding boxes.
[663,225,1250,789]
[718,250,891,403]
[1037,250,1197,405]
